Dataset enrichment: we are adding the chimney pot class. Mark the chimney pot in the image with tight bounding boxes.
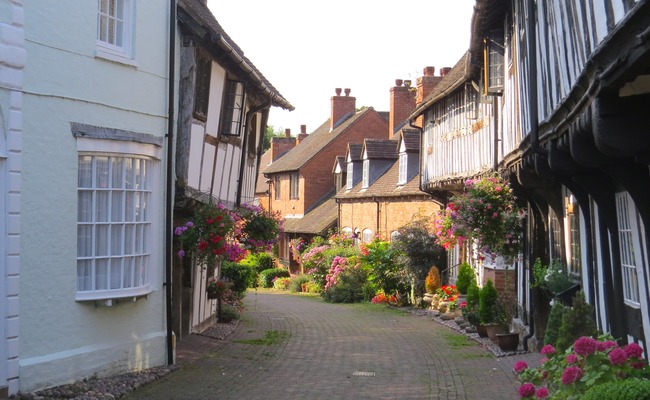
[441,67,452,77]
[300,124,306,134]
[344,88,351,96]
[284,128,291,137]
[335,88,342,96]
[424,66,435,76]
[404,80,411,87]
[395,79,403,87]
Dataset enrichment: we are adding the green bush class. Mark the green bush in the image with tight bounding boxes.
[544,301,567,347]
[466,278,480,309]
[259,268,290,288]
[219,304,240,323]
[556,290,598,351]
[220,261,257,294]
[273,277,292,291]
[241,252,276,274]
[322,263,370,303]
[288,274,311,293]
[455,262,474,294]
[583,379,650,400]
[479,279,498,324]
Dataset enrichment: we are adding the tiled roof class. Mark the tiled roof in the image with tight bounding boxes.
[263,109,373,174]
[283,197,338,235]
[364,139,398,159]
[335,161,427,200]
[255,149,272,194]
[347,143,363,162]
[400,129,420,152]
[409,51,474,120]
[178,0,293,110]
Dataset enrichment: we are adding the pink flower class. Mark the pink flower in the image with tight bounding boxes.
[565,353,578,364]
[573,336,597,356]
[596,340,618,352]
[539,358,549,365]
[514,360,528,374]
[624,342,644,359]
[561,366,583,385]
[540,345,556,356]
[518,383,536,398]
[535,387,549,399]
[608,348,628,365]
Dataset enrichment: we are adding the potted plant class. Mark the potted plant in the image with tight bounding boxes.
[478,279,505,340]
[233,203,283,253]
[494,290,520,352]
[206,277,232,300]
[531,258,579,305]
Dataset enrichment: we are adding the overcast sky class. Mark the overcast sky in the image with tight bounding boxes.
[207,0,475,135]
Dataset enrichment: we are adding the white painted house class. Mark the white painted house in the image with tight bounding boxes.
[0,1,175,394]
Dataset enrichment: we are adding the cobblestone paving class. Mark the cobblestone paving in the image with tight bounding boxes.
[123,291,542,400]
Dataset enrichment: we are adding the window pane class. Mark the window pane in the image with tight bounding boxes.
[111,224,123,255]
[77,260,93,291]
[96,156,109,188]
[77,225,93,257]
[96,190,109,222]
[115,0,123,19]
[110,258,122,289]
[111,157,124,188]
[125,191,135,221]
[125,158,133,189]
[96,259,109,290]
[123,257,134,288]
[100,0,108,13]
[99,15,107,42]
[137,256,146,286]
[96,224,109,256]
[111,191,123,222]
[79,156,93,188]
[135,224,143,253]
[78,191,93,222]
[124,224,134,254]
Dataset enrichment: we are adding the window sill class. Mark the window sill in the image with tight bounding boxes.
[76,285,152,305]
[95,47,139,68]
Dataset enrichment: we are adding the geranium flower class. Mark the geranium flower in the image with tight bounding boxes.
[540,345,556,356]
[608,348,628,365]
[514,360,528,374]
[565,354,578,364]
[624,342,643,359]
[573,336,597,356]
[535,387,549,399]
[518,383,535,398]
[561,366,583,385]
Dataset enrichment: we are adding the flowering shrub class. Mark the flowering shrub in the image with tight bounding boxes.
[515,335,650,399]
[272,277,292,291]
[289,237,306,258]
[206,277,233,299]
[359,238,404,296]
[175,202,235,265]
[433,175,524,262]
[322,255,369,303]
[436,284,459,302]
[370,292,397,304]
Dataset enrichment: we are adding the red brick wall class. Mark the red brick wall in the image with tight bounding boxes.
[389,84,416,135]
[482,268,517,294]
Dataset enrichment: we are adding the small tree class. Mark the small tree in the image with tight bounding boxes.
[556,290,598,351]
[479,279,498,324]
[455,262,474,294]
[424,266,441,294]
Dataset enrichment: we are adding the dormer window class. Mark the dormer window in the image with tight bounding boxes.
[398,153,407,185]
[362,159,369,188]
[346,162,354,189]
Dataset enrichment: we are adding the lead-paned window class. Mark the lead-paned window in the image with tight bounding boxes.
[194,51,212,121]
[616,192,640,307]
[220,79,245,136]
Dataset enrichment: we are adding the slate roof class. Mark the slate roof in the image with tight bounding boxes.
[409,51,473,120]
[347,143,363,162]
[263,109,374,174]
[334,161,427,200]
[332,156,347,173]
[401,129,420,152]
[178,0,293,110]
[283,197,338,235]
[364,139,398,160]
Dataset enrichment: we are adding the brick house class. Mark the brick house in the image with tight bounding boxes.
[262,89,389,269]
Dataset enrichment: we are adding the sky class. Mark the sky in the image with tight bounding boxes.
[207,0,476,135]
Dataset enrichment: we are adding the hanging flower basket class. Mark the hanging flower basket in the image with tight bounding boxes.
[206,277,232,299]
[232,203,284,253]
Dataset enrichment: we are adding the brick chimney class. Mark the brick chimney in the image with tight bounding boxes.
[440,67,452,77]
[270,129,296,162]
[416,66,444,104]
[331,88,356,130]
[390,79,416,135]
[297,124,308,144]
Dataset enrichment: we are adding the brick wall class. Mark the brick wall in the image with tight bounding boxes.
[389,81,416,136]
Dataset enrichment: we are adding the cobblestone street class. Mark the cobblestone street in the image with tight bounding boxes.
[121,291,541,400]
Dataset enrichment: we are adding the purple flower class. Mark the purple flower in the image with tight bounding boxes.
[185,221,194,227]
[561,366,583,385]
[535,387,549,399]
[624,342,644,359]
[174,226,185,236]
[608,348,628,365]
[177,250,185,257]
[540,345,556,356]
[518,383,536,398]
[573,336,597,356]
[565,353,578,364]
[514,360,528,374]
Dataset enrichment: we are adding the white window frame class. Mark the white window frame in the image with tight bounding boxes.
[76,138,160,301]
[346,162,354,189]
[96,0,137,67]
[290,172,299,199]
[362,228,373,243]
[362,159,369,188]
[564,191,581,277]
[615,191,641,308]
[398,153,407,185]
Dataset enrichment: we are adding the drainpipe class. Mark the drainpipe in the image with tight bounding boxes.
[408,120,426,193]
[492,96,499,171]
[236,95,273,207]
[374,196,380,237]
[522,0,537,351]
[165,0,176,366]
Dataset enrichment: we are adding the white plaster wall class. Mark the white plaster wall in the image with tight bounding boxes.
[17,1,176,392]
[0,0,25,394]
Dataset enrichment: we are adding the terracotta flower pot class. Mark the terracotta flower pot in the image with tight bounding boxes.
[476,323,489,338]
[485,323,507,342]
[496,332,520,352]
